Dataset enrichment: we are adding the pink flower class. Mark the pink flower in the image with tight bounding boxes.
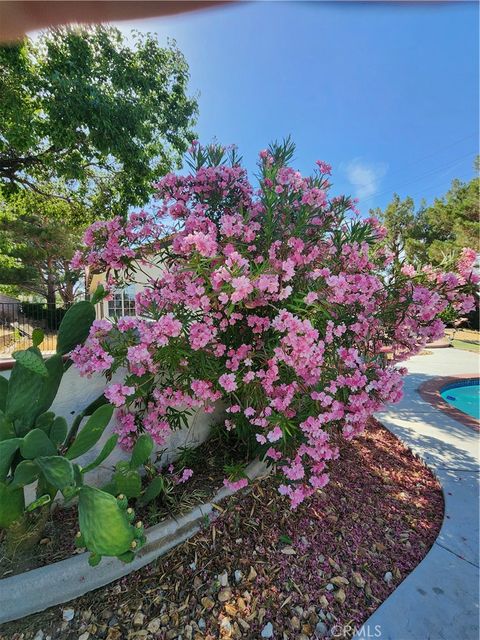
[178,468,194,484]
[223,477,248,491]
[104,383,135,407]
[219,373,237,392]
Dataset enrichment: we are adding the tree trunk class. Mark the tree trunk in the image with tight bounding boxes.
[46,259,56,308]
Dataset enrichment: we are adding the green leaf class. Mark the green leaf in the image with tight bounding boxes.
[11,459,39,487]
[20,428,57,459]
[65,404,114,460]
[0,410,15,441]
[26,494,51,512]
[0,376,8,412]
[36,456,74,490]
[32,328,44,347]
[0,481,24,527]
[129,434,153,470]
[49,416,68,446]
[35,411,56,434]
[82,393,108,417]
[56,301,96,355]
[91,284,108,305]
[12,349,48,377]
[138,475,165,506]
[113,462,142,498]
[0,438,22,481]
[81,434,118,474]
[5,350,63,435]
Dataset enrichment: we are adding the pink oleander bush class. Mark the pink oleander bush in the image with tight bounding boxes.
[71,139,477,508]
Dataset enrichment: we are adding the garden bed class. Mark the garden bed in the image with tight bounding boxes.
[0,418,443,640]
[0,428,251,579]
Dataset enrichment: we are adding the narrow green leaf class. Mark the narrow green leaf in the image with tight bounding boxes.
[81,434,118,474]
[26,494,51,512]
[65,404,114,460]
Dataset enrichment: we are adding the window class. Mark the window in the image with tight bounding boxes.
[108,285,136,317]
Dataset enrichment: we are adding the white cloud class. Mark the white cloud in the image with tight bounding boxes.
[344,159,388,200]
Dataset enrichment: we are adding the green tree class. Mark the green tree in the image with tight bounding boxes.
[0,26,197,217]
[374,162,480,268]
[0,190,82,305]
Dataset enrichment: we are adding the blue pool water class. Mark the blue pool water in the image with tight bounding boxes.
[440,380,480,420]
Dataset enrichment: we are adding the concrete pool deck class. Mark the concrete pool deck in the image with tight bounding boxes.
[355,348,479,640]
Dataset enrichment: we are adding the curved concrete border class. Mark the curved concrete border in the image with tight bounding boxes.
[354,350,479,640]
[0,460,269,624]
[418,374,479,432]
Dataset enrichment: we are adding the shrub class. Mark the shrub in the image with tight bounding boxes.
[72,140,477,508]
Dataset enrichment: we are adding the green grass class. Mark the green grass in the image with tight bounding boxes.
[451,339,480,353]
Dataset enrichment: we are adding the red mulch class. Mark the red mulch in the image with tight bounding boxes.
[0,419,443,640]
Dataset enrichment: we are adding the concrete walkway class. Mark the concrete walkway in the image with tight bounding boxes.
[355,349,479,640]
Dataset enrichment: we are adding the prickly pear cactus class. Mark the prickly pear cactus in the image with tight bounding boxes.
[77,486,146,565]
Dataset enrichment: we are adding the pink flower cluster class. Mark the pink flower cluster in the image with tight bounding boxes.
[72,142,476,508]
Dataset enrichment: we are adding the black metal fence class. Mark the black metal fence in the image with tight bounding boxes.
[0,302,68,358]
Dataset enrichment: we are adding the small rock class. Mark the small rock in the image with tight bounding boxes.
[189,562,197,570]
[318,554,325,563]
[281,547,296,555]
[234,570,243,584]
[218,570,229,587]
[261,622,274,638]
[220,618,232,634]
[319,595,328,609]
[193,576,203,590]
[63,609,75,622]
[325,583,334,591]
[39,537,50,545]
[133,612,145,627]
[108,616,119,627]
[315,621,328,638]
[290,616,301,631]
[165,630,178,640]
[330,576,349,587]
[33,632,44,640]
[384,571,393,584]
[334,589,346,604]
[201,596,215,610]
[238,617,250,631]
[352,572,365,588]
[218,587,232,602]
[147,619,161,633]
[198,618,206,630]
[247,566,257,581]
[101,610,114,621]
[184,624,193,640]
[78,633,90,640]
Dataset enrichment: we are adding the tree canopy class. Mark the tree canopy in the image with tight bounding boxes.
[0,26,198,217]
[0,190,81,304]
[372,162,479,268]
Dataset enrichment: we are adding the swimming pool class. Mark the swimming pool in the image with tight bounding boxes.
[440,379,480,420]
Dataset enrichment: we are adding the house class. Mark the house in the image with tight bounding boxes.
[88,262,164,320]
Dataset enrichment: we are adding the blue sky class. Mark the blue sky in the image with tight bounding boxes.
[114,1,479,214]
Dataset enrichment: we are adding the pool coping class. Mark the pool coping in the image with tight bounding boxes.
[418,373,480,432]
